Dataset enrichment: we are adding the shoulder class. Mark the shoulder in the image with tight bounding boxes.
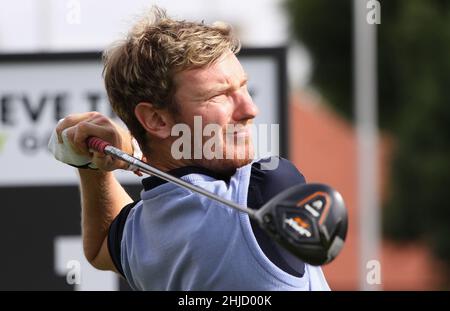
[249,157,306,206]
[252,156,305,181]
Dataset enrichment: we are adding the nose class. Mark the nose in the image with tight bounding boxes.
[231,89,259,122]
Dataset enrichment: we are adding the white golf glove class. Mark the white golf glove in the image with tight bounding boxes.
[48,127,98,169]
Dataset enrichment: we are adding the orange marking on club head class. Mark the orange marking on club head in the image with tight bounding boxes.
[296,192,331,225]
[293,217,309,228]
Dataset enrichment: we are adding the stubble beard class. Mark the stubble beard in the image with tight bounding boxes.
[196,134,255,176]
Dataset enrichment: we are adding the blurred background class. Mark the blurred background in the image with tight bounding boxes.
[0,0,449,290]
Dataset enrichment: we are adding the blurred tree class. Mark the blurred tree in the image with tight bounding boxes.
[285,0,450,286]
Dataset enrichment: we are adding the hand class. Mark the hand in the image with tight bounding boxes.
[55,112,133,171]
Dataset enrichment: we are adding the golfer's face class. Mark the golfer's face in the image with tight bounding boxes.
[173,51,259,173]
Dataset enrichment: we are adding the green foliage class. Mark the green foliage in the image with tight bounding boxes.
[284,0,353,121]
[285,0,450,279]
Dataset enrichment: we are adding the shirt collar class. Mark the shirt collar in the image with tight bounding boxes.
[142,166,231,191]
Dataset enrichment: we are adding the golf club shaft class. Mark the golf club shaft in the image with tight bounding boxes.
[87,137,257,218]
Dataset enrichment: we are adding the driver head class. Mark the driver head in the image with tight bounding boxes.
[256,183,348,265]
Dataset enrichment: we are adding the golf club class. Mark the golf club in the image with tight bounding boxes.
[87,137,348,266]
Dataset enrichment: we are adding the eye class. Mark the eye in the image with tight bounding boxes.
[208,93,227,101]
[239,81,250,94]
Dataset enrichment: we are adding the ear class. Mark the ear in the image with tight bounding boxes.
[135,102,173,139]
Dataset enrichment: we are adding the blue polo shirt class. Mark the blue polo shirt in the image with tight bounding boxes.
[108,157,330,290]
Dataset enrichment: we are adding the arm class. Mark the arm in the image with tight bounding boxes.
[54,112,135,272]
[79,169,132,271]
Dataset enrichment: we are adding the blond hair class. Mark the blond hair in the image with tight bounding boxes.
[103,7,241,151]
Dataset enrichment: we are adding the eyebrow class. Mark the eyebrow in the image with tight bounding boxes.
[199,75,248,99]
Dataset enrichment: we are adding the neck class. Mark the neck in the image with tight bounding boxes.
[144,144,195,173]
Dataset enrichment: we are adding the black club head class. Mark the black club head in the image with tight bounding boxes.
[256,183,348,266]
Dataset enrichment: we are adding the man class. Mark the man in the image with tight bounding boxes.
[53,7,330,290]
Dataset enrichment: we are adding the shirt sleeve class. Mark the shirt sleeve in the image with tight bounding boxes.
[107,201,140,278]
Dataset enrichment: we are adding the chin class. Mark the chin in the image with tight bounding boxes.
[203,146,255,176]
[193,140,254,175]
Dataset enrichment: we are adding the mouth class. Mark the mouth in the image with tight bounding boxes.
[225,128,250,138]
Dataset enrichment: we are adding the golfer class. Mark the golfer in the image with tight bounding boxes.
[52,7,330,290]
